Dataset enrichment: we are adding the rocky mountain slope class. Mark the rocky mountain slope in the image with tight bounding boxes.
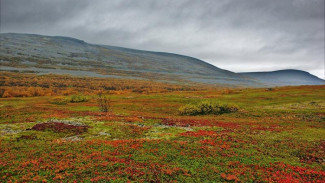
[1,33,324,87]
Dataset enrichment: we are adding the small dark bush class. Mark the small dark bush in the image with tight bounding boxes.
[179,101,239,116]
[50,95,89,104]
[97,94,111,112]
[67,95,90,103]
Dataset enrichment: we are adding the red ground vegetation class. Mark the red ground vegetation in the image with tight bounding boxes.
[31,122,89,134]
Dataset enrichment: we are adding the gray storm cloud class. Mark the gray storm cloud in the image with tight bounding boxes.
[1,0,324,78]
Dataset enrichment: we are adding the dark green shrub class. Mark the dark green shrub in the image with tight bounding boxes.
[50,95,89,104]
[179,101,239,116]
[66,95,89,103]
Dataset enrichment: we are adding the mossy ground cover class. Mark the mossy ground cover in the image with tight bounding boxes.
[0,85,325,182]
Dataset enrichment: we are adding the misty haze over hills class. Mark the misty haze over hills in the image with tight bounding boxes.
[0,33,324,87]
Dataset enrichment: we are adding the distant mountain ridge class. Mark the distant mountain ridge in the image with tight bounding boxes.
[240,70,325,86]
[0,33,324,87]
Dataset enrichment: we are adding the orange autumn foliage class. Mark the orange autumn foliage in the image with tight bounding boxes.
[0,72,206,97]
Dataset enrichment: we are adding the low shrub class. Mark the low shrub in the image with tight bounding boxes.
[50,95,89,104]
[66,95,90,103]
[179,101,239,116]
[97,94,111,112]
[50,96,68,105]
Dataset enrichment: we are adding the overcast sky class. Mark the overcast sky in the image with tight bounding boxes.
[1,0,324,78]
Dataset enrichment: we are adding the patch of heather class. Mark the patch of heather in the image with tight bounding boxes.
[31,122,88,134]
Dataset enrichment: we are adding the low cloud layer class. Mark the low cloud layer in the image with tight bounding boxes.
[1,0,324,78]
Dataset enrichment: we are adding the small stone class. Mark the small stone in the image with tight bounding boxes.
[61,136,82,141]
[98,131,111,136]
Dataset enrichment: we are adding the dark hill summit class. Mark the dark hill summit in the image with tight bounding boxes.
[241,70,325,86]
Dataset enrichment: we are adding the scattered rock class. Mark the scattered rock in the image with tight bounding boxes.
[47,118,86,126]
[61,136,82,141]
[1,128,22,134]
[98,131,111,136]
[154,124,193,131]
[136,123,145,127]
